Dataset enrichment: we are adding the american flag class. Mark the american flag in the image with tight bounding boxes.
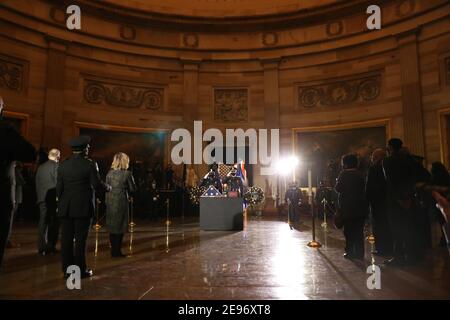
[202,185,223,197]
[236,161,248,186]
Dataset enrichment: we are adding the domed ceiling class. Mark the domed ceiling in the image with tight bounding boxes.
[83,0,365,31]
[101,0,342,18]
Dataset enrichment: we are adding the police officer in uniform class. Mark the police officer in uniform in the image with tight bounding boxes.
[200,170,223,193]
[57,135,109,278]
[285,182,302,224]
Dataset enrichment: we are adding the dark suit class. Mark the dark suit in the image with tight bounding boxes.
[335,169,368,258]
[200,171,222,193]
[366,162,392,255]
[56,153,104,273]
[382,153,416,262]
[285,187,301,224]
[35,159,59,252]
[0,121,35,267]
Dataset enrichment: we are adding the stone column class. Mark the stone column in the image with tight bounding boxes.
[41,36,67,150]
[397,30,425,156]
[181,58,201,129]
[260,58,281,210]
[181,58,201,171]
[261,58,280,130]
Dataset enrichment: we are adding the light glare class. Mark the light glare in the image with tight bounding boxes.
[276,156,300,176]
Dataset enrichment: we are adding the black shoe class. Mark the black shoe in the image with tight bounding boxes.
[383,257,405,266]
[63,269,92,279]
[112,252,127,258]
[343,253,353,259]
[81,269,94,278]
[38,249,47,256]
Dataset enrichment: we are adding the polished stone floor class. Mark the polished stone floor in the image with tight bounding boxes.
[0,214,450,300]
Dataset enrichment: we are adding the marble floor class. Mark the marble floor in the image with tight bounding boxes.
[0,214,449,300]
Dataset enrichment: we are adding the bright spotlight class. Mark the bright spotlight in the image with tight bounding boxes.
[276,156,300,176]
[287,156,299,167]
[276,158,290,176]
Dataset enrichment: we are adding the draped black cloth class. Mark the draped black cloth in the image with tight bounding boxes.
[0,120,36,267]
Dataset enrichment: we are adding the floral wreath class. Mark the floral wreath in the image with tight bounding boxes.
[244,186,265,205]
[188,186,207,205]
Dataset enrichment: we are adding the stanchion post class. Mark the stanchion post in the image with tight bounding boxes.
[366,208,375,243]
[321,198,328,229]
[94,198,101,230]
[128,196,135,253]
[307,169,321,248]
[129,228,134,255]
[94,229,99,257]
[165,198,170,253]
[165,198,171,226]
[129,197,136,228]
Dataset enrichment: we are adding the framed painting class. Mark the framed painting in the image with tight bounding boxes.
[3,111,28,137]
[292,119,390,187]
[75,122,169,178]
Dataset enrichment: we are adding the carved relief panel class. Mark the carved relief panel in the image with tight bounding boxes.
[297,74,381,109]
[214,88,248,122]
[83,76,164,110]
[0,55,27,92]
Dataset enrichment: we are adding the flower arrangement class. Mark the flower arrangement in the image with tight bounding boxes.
[188,186,206,205]
[244,186,265,206]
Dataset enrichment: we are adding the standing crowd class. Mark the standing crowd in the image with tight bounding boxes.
[2,92,450,278]
[1,95,138,277]
[335,138,449,265]
[50,137,137,278]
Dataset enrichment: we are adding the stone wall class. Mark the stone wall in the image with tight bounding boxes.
[0,0,449,190]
